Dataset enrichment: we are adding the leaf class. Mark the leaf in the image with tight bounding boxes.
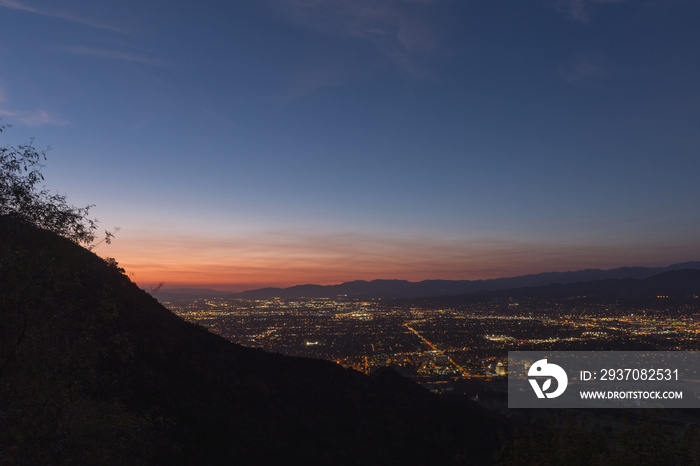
[542,379,552,392]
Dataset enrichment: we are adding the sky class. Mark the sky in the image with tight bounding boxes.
[1,0,699,291]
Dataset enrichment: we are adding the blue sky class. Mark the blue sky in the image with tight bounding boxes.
[1,0,699,290]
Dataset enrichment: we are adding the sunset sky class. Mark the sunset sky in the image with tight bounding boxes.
[1,0,699,291]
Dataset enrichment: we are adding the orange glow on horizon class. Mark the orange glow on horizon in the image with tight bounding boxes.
[95,229,697,292]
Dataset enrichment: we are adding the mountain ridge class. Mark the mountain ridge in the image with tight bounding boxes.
[408,268,700,308]
[156,262,700,300]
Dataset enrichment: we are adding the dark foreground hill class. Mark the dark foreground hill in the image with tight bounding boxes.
[0,216,503,465]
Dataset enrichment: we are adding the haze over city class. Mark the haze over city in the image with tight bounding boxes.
[1,0,699,291]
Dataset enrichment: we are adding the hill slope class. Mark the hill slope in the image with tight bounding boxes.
[0,216,501,465]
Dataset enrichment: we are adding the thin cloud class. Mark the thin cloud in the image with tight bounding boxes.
[0,0,124,32]
[549,0,626,23]
[559,55,609,86]
[270,0,441,78]
[0,107,68,126]
[59,46,156,65]
[283,62,346,100]
[201,108,237,128]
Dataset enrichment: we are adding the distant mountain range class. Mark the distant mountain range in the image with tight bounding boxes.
[156,261,700,300]
[412,268,700,308]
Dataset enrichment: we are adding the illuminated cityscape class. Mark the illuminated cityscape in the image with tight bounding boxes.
[162,295,700,390]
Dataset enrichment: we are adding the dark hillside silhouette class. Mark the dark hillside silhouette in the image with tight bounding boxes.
[0,215,503,465]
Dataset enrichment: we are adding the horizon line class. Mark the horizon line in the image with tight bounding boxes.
[141,259,700,294]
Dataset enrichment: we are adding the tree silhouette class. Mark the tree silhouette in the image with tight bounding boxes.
[0,125,106,245]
